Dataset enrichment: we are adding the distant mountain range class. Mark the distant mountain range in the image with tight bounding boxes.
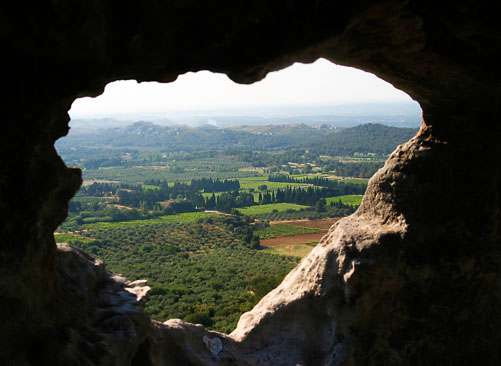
[57,121,418,154]
[58,122,334,151]
[69,101,422,129]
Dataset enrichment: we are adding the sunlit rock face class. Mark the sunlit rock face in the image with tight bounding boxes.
[1,1,500,365]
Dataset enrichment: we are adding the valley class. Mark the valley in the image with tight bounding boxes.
[55,122,415,333]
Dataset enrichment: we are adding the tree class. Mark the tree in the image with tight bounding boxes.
[315,199,327,212]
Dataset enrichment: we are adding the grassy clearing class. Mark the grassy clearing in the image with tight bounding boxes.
[263,244,315,258]
[237,203,308,215]
[85,211,218,229]
[326,195,363,206]
[255,224,322,239]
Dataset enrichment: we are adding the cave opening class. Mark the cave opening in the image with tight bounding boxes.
[3,2,501,365]
[55,58,421,334]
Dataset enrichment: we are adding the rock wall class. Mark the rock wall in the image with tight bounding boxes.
[1,1,500,365]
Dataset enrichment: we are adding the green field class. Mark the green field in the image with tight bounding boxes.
[236,203,308,215]
[85,211,219,229]
[255,224,322,239]
[326,195,363,206]
[83,165,257,184]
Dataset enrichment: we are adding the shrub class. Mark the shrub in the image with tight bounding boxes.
[184,312,213,327]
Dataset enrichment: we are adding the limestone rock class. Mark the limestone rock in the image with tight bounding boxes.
[52,243,152,365]
[202,336,223,356]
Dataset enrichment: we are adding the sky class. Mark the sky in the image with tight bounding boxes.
[69,58,415,119]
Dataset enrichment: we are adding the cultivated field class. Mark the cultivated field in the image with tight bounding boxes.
[326,195,363,206]
[260,232,327,248]
[85,211,219,229]
[254,224,322,239]
[236,203,308,215]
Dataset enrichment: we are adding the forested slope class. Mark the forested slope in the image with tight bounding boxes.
[303,123,418,155]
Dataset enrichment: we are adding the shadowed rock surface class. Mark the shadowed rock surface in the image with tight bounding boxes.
[1,1,500,365]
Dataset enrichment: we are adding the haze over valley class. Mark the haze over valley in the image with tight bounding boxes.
[68,101,421,130]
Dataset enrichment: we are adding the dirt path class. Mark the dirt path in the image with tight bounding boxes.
[260,232,327,248]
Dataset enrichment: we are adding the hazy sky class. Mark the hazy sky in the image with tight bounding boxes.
[69,58,414,118]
